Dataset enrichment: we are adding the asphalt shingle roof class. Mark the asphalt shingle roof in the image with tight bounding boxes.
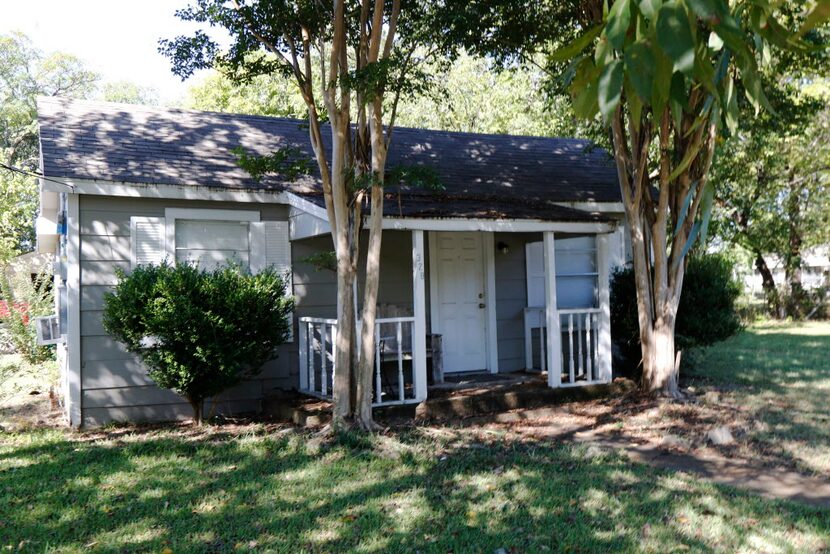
[37,97,620,222]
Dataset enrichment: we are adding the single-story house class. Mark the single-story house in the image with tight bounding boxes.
[36,97,630,428]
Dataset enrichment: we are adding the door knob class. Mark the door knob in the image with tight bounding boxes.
[478,293,484,298]
[479,303,486,309]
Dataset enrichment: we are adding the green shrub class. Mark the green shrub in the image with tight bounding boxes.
[103,262,293,424]
[0,266,55,364]
[611,254,742,368]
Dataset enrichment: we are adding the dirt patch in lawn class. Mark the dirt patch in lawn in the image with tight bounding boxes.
[0,354,63,432]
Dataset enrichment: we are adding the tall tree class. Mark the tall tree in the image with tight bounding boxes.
[185,52,589,138]
[441,0,830,395]
[162,0,449,429]
[564,0,829,395]
[98,80,160,105]
[707,1,830,318]
[0,32,98,261]
[711,83,830,317]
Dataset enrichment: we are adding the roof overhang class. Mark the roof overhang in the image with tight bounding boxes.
[381,217,617,234]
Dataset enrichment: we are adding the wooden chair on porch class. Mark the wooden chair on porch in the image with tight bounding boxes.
[376,304,443,402]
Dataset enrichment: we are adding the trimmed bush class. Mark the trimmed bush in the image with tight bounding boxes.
[611,254,742,369]
[103,262,293,424]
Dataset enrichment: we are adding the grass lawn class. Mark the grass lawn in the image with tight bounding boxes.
[683,321,830,477]
[2,324,830,553]
[1,426,828,552]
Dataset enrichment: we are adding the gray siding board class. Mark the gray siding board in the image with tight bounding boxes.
[81,310,107,336]
[80,235,131,261]
[84,381,266,409]
[82,358,292,391]
[81,285,113,311]
[82,336,132,362]
[82,398,263,426]
[83,358,154,389]
[83,405,191,426]
[80,211,137,237]
[84,385,183,408]
[80,260,130,286]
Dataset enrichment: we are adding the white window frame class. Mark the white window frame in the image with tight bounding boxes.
[164,208,260,262]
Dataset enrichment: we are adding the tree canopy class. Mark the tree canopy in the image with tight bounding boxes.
[0,33,98,261]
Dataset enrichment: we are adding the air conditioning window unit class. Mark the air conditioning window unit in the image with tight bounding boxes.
[35,315,64,346]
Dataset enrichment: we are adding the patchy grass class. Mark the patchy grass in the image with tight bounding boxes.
[680,321,830,477]
[0,353,60,429]
[0,424,828,553]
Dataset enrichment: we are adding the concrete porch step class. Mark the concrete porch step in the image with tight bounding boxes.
[416,378,636,420]
[263,378,637,428]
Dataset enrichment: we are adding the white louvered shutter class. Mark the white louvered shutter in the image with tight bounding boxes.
[130,216,166,268]
[250,221,293,340]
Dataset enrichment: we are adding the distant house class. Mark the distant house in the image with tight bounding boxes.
[36,98,630,427]
[744,246,830,298]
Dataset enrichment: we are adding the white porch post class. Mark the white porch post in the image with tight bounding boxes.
[597,233,613,383]
[412,230,428,401]
[543,231,562,388]
[65,193,82,427]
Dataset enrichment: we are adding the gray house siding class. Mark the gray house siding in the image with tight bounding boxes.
[78,196,295,426]
[292,230,416,322]
[493,232,540,372]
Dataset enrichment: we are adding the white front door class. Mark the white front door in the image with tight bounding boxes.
[431,232,488,373]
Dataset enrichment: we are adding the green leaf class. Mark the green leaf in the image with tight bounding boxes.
[698,180,715,247]
[669,71,686,128]
[713,49,730,84]
[624,40,655,101]
[606,0,632,50]
[676,221,701,268]
[656,1,696,75]
[626,77,644,129]
[651,46,673,116]
[598,59,624,120]
[673,181,714,268]
[723,74,738,134]
[685,0,728,21]
[638,0,662,21]
[668,136,701,183]
[799,1,830,36]
[571,59,601,118]
[549,24,604,62]
[673,183,697,237]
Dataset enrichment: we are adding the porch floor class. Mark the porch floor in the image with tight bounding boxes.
[266,373,635,428]
[430,371,542,392]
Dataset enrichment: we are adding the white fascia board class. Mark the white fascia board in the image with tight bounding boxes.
[554,201,625,214]
[290,208,331,240]
[40,177,297,205]
[382,217,617,234]
[284,192,328,220]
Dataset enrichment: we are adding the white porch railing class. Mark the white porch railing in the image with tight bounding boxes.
[298,316,422,407]
[524,307,608,387]
[558,308,603,386]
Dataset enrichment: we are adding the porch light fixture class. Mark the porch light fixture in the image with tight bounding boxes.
[497,241,510,255]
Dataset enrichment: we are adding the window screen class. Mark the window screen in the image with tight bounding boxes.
[175,220,251,270]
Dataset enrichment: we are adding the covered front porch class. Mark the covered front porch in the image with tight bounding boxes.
[295,219,621,409]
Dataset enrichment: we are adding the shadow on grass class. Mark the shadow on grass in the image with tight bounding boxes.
[683,326,830,476]
[1,425,828,552]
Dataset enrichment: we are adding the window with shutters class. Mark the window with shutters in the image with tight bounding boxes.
[129,208,294,340]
